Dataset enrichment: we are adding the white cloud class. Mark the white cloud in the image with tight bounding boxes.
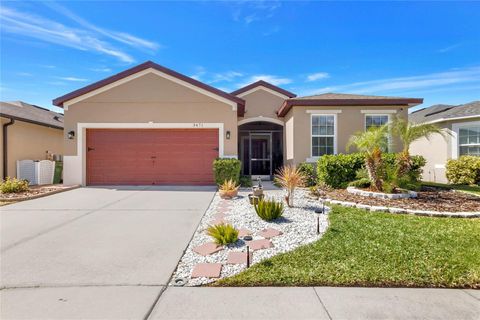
[44,2,160,51]
[90,67,112,72]
[57,76,89,82]
[0,6,134,63]
[302,66,480,96]
[190,66,207,81]
[0,4,159,63]
[241,74,292,86]
[209,71,244,83]
[438,43,462,53]
[231,0,281,25]
[16,72,33,77]
[306,72,330,82]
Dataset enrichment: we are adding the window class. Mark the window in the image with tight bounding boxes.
[459,125,480,156]
[365,114,390,151]
[365,115,389,130]
[311,115,335,157]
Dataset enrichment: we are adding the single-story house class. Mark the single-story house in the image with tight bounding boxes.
[410,101,480,183]
[1,101,64,179]
[53,61,422,186]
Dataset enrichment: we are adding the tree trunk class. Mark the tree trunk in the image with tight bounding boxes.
[366,151,383,192]
[397,149,411,177]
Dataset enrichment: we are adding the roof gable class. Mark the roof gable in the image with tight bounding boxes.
[231,80,296,99]
[53,61,246,116]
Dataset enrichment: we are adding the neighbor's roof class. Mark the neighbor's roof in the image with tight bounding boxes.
[409,101,480,124]
[231,80,297,98]
[53,61,246,116]
[0,101,64,129]
[277,93,423,117]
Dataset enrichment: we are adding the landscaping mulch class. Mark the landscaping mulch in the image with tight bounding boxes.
[325,188,480,212]
[0,184,79,202]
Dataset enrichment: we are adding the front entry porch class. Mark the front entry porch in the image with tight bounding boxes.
[238,121,283,180]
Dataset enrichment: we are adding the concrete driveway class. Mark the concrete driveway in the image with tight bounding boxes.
[1,186,215,319]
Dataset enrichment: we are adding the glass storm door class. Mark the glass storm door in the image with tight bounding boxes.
[249,133,272,178]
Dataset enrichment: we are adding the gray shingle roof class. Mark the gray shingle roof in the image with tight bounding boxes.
[0,101,64,129]
[409,101,480,124]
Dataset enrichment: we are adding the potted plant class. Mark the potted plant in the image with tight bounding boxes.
[219,179,239,199]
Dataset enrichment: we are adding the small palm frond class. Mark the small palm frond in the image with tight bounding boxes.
[392,116,451,150]
[347,125,389,155]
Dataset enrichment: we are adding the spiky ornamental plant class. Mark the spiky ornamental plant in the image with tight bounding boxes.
[274,165,306,207]
[254,198,284,221]
[207,223,239,245]
[392,116,448,177]
[347,125,389,192]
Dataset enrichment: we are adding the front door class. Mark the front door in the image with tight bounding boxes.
[250,133,272,179]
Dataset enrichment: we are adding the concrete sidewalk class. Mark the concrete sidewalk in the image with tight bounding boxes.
[149,287,480,320]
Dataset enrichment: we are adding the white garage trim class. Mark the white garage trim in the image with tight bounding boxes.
[63,68,237,111]
[65,122,225,186]
[238,116,284,126]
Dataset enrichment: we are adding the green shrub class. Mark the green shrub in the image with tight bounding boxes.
[213,158,241,186]
[383,153,426,183]
[446,156,480,185]
[254,198,284,221]
[0,177,29,194]
[348,178,371,188]
[207,223,239,245]
[297,163,316,187]
[239,175,252,187]
[317,153,426,189]
[317,153,365,188]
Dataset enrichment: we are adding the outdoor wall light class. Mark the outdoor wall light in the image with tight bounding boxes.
[67,130,75,140]
[226,130,231,139]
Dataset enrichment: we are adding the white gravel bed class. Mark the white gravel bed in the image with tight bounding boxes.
[170,188,329,286]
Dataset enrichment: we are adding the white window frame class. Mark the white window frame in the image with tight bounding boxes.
[307,114,337,162]
[364,114,392,151]
[452,120,480,159]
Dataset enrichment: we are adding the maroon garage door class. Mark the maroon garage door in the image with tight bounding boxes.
[86,128,219,185]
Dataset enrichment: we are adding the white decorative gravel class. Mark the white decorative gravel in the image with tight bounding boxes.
[170,188,329,286]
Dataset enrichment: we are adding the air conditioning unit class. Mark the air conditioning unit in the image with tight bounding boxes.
[16,160,56,185]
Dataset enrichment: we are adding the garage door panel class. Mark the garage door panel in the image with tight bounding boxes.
[86,129,219,185]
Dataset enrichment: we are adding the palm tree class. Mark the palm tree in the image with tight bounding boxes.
[347,125,389,191]
[392,117,448,176]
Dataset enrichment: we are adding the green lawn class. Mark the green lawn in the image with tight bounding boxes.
[215,206,480,288]
[422,182,480,196]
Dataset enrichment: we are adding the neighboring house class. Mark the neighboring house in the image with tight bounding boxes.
[53,61,422,186]
[0,101,64,179]
[409,101,480,183]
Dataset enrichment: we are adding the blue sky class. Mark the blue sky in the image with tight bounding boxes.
[1,1,479,113]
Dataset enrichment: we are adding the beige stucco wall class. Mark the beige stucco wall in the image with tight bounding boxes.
[0,117,63,178]
[63,72,238,185]
[410,117,480,183]
[410,122,450,183]
[237,88,286,121]
[285,105,408,165]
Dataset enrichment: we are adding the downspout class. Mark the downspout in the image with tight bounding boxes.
[3,118,15,180]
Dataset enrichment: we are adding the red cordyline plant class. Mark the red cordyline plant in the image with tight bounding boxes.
[274,165,306,207]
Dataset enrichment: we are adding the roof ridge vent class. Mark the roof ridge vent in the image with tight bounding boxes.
[425,106,454,117]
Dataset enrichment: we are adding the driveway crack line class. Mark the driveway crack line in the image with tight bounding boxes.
[313,287,333,320]
[143,191,217,320]
[462,289,480,301]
